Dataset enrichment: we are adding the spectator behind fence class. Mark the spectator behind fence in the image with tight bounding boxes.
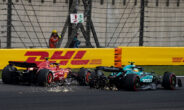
[69,33,81,48]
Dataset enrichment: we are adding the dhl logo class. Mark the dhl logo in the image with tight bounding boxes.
[24,51,102,65]
[172,57,184,63]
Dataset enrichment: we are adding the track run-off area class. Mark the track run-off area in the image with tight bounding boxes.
[0,78,184,110]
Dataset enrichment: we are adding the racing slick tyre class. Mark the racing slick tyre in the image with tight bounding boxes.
[37,69,53,87]
[89,77,96,88]
[162,72,176,90]
[78,68,92,86]
[2,65,19,84]
[108,76,120,90]
[124,74,140,91]
[178,79,182,87]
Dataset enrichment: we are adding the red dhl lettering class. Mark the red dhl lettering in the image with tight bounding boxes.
[50,51,75,59]
[74,51,86,59]
[71,60,89,65]
[172,57,183,62]
[23,51,101,66]
[90,59,102,64]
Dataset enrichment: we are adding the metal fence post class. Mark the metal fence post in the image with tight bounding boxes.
[86,0,92,47]
[68,0,73,42]
[7,0,12,48]
[139,0,145,46]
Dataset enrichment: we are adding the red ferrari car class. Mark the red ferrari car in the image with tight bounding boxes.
[2,59,71,86]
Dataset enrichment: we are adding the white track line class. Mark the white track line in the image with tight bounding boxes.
[176,76,184,78]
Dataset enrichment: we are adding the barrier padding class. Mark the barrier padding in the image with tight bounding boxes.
[1,47,183,69]
[119,47,184,65]
[0,48,114,69]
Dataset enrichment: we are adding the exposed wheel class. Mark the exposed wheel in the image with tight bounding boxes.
[89,78,95,88]
[89,75,99,89]
[37,69,53,86]
[85,71,92,85]
[124,74,140,91]
[108,77,118,90]
[178,79,182,87]
[162,72,176,90]
[78,68,91,86]
[96,76,107,89]
[2,65,19,84]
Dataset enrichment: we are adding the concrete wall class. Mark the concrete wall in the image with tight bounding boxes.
[0,0,184,48]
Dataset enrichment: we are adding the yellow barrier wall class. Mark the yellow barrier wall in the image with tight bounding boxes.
[0,48,114,69]
[119,47,184,65]
[1,47,183,69]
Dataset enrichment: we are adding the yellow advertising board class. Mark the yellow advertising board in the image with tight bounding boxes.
[0,48,114,69]
[119,47,184,65]
[1,47,183,69]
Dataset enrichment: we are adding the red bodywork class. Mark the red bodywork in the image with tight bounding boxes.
[9,60,71,82]
[36,61,70,81]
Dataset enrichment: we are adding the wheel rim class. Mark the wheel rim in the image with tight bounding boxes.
[133,77,140,91]
[85,72,91,83]
[170,74,176,89]
[47,73,53,84]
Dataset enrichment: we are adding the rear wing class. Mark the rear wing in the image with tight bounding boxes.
[9,61,37,68]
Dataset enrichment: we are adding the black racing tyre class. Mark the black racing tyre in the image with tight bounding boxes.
[37,69,53,86]
[178,79,182,87]
[2,65,18,84]
[162,72,176,90]
[78,68,91,86]
[89,79,95,88]
[96,76,107,89]
[78,68,87,85]
[124,74,140,91]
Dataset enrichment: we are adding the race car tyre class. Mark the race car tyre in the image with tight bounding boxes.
[2,65,19,84]
[97,77,107,89]
[178,79,182,87]
[162,72,176,90]
[78,68,91,86]
[37,69,53,86]
[124,74,140,91]
[89,79,95,88]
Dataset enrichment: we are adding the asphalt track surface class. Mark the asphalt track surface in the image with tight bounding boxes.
[0,78,184,110]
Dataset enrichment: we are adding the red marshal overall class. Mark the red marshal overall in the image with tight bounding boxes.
[49,35,59,48]
[49,30,61,48]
